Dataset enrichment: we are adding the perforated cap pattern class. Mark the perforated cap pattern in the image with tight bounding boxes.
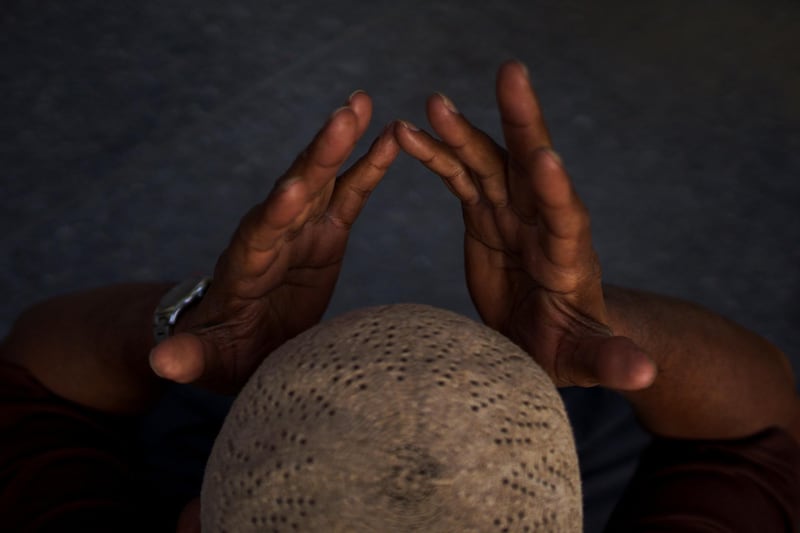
[202,304,582,532]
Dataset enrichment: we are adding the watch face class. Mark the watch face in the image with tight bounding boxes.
[154,277,211,342]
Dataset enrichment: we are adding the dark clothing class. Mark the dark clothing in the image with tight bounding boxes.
[0,362,172,532]
[1,360,798,532]
[606,427,800,531]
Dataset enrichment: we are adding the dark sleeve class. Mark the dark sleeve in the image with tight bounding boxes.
[604,426,800,532]
[0,360,173,532]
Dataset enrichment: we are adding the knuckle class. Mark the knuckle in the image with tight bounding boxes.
[445,164,468,182]
[325,213,353,231]
[364,155,391,173]
[346,182,372,200]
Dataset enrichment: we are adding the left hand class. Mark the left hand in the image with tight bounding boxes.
[150,91,399,393]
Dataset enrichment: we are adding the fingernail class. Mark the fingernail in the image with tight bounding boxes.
[278,176,302,191]
[436,92,459,114]
[381,120,396,135]
[399,120,420,132]
[518,61,530,79]
[542,147,564,167]
[348,89,366,102]
[330,105,350,119]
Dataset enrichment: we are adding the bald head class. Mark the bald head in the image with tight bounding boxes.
[202,304,581,532]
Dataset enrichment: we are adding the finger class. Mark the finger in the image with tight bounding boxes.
[149,332,221,386]
[244,177,311,248]
[394,120,482,205]
[496,60,552,157]
[426,93,509,208]
[557,335,657,391]
[280,106,362,195]
[231,107,363,265]
[327,122,400,229]
[347,89,373,139]
[524,148,593,268]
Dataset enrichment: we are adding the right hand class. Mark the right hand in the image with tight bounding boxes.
[395,61,655,390]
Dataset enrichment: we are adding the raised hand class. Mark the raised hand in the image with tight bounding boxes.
[394,62,655,390]
[150,91,399,393]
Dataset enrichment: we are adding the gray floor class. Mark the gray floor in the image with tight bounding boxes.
[2,0,799,531]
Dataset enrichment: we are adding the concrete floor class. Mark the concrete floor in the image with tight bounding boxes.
[2,1,799,530]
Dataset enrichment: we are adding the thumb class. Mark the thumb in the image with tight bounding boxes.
[558,335,657,391]
[149,332,223,386]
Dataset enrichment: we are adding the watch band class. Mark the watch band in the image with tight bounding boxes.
[153,277,212,343]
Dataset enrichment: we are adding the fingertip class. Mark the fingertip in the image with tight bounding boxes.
[328,105,349,122]
[149,344,174,379]
[600,339,658,391]
[393,120,421,144]
[380,122,401,154]
[346,90,373,134]
[517,61,530,80]
[435,92,459,114]
[497,60,532,91]
[426,92,457,124]
[347,89,368,104]
[425,92,440,111]
[367,122,400,162]
[393,120,423,155]
[394,120,434,160]
[302,105,360,172]
[498,59,528,77]
[628,351,658,390]
[318,106,360,154]
[327,105,359,134]
[398,119,420,132]
[149,334,206,384]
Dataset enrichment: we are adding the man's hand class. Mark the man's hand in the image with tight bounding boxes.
[150,91,399,393]
[395,61,654,390]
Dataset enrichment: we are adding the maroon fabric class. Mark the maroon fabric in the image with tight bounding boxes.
[605,426,800,532]
[0,360,168,532]
[2,359,798,531]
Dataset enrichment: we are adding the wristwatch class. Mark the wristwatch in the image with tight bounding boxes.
[153,277,212,343]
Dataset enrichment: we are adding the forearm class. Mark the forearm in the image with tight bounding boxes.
[0,283,173,413]
[603,284,799,441]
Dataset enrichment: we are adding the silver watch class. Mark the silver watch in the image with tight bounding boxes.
[153,277,212,343]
